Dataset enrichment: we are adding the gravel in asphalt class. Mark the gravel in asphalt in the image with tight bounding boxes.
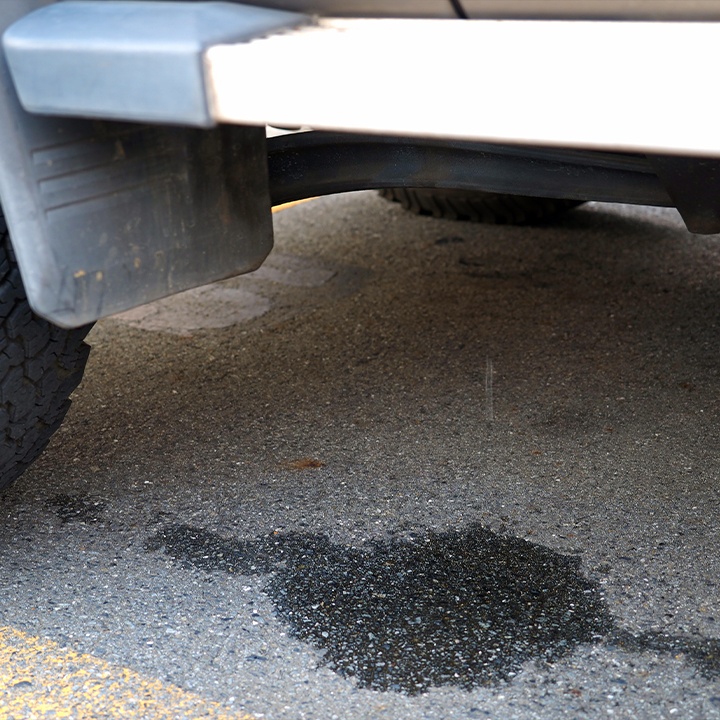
[1,192,719,718]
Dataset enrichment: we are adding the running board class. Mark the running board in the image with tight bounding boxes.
[3,1,309,128]
[5,4,720,157]
[206,18,720,157]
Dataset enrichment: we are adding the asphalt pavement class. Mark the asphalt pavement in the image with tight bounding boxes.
[1,191,719,719]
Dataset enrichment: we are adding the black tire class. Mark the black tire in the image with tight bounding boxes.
[0,216,92,491]
[379,188,583,225]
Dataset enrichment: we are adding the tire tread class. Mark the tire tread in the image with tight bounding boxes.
[0,228,91,490]
[379,188,582,225]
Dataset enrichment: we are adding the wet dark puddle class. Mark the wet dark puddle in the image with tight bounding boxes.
[48,493,106,524]
[145,523,720,695]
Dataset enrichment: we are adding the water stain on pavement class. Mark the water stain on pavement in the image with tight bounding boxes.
[48,493,106,524]
[145,523,720,695]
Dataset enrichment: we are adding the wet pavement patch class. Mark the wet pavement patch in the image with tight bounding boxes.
[145,523,720,694]
[267,527,614,693]
[610,628,720,680]
[48,494,106,524]
[146,524,611,692]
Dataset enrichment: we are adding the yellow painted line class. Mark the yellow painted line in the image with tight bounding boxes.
[271,197,316,213]
[0,626,254,720]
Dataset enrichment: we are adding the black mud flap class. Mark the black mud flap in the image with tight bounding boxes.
[0,114,273,328]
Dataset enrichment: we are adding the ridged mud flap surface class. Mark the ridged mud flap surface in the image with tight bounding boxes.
[0,114,273,328]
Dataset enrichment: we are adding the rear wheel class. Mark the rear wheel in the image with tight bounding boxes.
[0,217,92,491]
[380,188,583,225]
